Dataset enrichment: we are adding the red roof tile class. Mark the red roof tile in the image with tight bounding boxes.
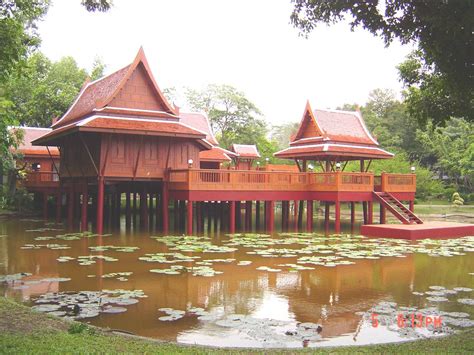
[53,48,178,129]
[231,144,261,158]
[274,143,393,160]
[199,147,235,162]
[10,127,59,157]
[33,116,210,149]
[180,112,219,145]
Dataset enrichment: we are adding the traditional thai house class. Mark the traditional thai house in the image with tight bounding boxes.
[30,48,437,238]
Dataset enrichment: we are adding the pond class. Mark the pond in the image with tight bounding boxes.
[0,217,473,348]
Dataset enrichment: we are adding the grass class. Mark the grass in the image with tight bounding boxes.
[1,297,473,354]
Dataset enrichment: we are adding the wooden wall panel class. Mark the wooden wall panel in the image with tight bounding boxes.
[59,134,100,178]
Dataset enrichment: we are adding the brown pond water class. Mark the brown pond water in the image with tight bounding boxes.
[1,216,473,348]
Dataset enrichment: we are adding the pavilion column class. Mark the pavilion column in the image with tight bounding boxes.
[367,201,373,224]
[125,191,131,230]
[213,202,218,232]
[379,203,386,224]
[42,193,48,220]
[162,182,169,234]
[265,201,274,233]
[81,183,88,231]
[187,201,193,235]
[140,191,148,231]
[255,201,261,230]
[362,202,368,224]
[350,202,355,233]
[235,201,241,230]
[293,200,298,231]
[409,200,415,213]
[148,192,154,230]
[229,201,236,234]
[298,200,304,230]
[96,177,105,235]
[196,202,202,233]
[155,193,160,231]
[132,192,137,228]
[335,200,341,234]
[306,200,313,232]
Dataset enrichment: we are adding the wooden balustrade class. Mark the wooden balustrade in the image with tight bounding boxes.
[380,173,416,192]
[23,171,60,188]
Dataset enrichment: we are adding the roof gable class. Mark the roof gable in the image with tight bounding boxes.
[53,47,177,129]
[180,112,218,146]
[231,144,261,158]
[293,101,324,142]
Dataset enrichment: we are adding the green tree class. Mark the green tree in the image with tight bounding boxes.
[185,84,264,149]
[3,53,89,127]
[271,121,299,151]
[290,0,473,125]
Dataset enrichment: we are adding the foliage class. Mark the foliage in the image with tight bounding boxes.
[271,121,299,151]
[451,192,464,207]
[0,185,33,212]
[80,0,113,12]
[185,84,266,150]
[3,53,90,127]
[416,117,473,194]
[290,0,473,125]
[68,322,92,335]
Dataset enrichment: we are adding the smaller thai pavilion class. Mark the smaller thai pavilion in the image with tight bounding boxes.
[230,144,261,170]
[274,101,393,171]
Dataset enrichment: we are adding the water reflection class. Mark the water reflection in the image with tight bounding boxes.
[0,217,473,348]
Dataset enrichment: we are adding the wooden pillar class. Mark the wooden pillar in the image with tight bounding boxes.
[55,191,62,223]
[213,202,218,232]
[380,203,386,224]
[125,192,131,230]
[229,201,236,234]
[155,193,160,231]
[96,177,104,235]
[187,201,193,235]
[67,188,74,228]
[255,201,261,230]
[268,201,275,233]
[306,200,313,232]
[132,192,137,228]
[409,200,414,213]
[362,202,368,224]
[140,191,148,231]
[298,200,304,230]
[235,201,241,230]
[162,183,169,234]
[293,200,298,231]
[335,200,341,234]
[245,201,252,232]
[324,202,330,233]
[196,202,202,233]
[368,201,373,224]
[81,184,88,231]
[350,202,355,226]
[42,193,48,220]
[148,192,154,229]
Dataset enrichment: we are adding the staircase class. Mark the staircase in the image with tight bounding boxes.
[373,192,423,225]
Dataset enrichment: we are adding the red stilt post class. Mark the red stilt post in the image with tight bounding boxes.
[97,177,104,235]
[81,184,88,231]
[162,182,169,234]
[306,200,313,232]
[55,191,62,223]
[350,202,355,227]
[155,193,160,230]
[335,200,341,234]
[409,200,414,213]
[245,201,252,232]
[229,201,236,234]
[293,200,298,231]
[324,202,330,232]
[380,203,386,224]
[368,201,373,224]
[67,189,74,228]
[235,201,241,230]
[43,193,48,220]
[196,202,202,233]
[187,200,193,235]
[125,192,131,229]
[268,201,275,234]
[255,201,260,230]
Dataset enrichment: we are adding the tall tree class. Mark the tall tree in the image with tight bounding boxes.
[186,84,264,149]
[290,0,473,125]
[3,53,89,127]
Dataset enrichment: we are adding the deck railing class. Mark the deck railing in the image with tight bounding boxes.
[380,173,416,192]
[168,170,380,193]
[23,171,60,188]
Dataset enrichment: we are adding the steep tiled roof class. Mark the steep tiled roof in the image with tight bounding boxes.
[10,127,59,157]
[231,144,261,158]
[53,48,178,129]
[199,146,236,162]
[275,102,393,160]
[33,116,211,149]
[180,112,218,145]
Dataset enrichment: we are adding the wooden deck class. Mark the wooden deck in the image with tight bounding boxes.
[361,222,474,240]
[168,169,415,194]
[23,171,60,191]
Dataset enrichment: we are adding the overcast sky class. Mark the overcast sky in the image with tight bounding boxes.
[38,0,414,126]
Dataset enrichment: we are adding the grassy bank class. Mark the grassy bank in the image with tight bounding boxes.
[1,297,473,354]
